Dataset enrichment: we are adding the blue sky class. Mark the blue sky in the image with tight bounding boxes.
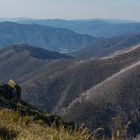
[0,0,140,20]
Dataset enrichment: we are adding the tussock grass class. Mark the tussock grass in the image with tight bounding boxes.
[0,109,90,140]
[0,108,139,140]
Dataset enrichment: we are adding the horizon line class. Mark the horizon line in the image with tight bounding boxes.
[0,17,140,22]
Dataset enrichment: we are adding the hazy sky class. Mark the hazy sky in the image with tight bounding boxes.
[0,0,140,20]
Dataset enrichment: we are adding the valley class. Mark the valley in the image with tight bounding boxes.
[0,18,139,139]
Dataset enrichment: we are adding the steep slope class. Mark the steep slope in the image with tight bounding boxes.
[0,22,97,52]
[0,44,72,83]
[69,33,140,59]
[62,60,140,133]
[0,43,139,116]
[21,45,140,113]
[0,84,90,140]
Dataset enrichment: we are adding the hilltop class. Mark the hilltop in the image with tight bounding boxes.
[0,44,73,83]
[0,81,90,140]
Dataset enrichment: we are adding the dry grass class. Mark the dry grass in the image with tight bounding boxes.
[0,109,139,140]
[0,109,90,140]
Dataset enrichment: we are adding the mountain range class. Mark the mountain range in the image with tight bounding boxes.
[0,43,139,113]
[69,33,140,59]
[20,44,140,113]
[61,45,140,132]
[0,16,140,138]
[0,42,139,138]
[0,22,96,52]
[7,18,140,38]
[1,18,140,38]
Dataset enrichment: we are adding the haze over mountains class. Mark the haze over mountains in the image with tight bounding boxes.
[4,18,140,38]
[1,18,140,39]
[0,22,96,52]
[0,18,140,138]
[69,33,140,59]
[0,19,140,56]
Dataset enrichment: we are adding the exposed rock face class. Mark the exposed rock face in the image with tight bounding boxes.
[0,83,76,134]
[0,80,21,101]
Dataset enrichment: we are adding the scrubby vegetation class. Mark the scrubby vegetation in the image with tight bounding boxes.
[0,100,139,140]
[0,109,139,140]
[0,82,91,140]
[0,109,91,140]
[0,78,139,140]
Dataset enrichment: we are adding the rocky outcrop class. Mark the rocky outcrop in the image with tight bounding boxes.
[0,80,21,101]
[0,80,75,131]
